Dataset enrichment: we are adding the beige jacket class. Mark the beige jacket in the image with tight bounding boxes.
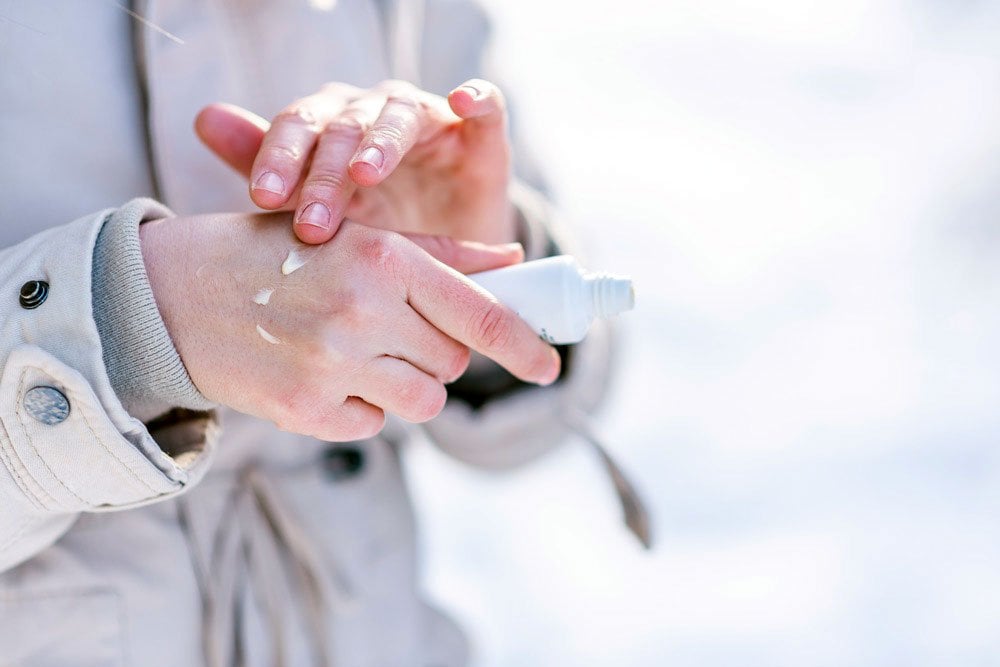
[0,1,613,665]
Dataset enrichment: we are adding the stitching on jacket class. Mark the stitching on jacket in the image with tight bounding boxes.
[69,388,161,496]
[0,411,44,509]
[17,366,163,500]
[15,370,91,508]
[0,404,56,511]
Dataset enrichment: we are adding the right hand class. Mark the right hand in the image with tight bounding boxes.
[195,79,518,246]
[140,213,561,441]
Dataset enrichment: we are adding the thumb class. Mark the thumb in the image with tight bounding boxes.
[447,78,509,152]
[194,103,269,178]
[403,233,524,274]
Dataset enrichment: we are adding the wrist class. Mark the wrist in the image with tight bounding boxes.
[93,200,213,421]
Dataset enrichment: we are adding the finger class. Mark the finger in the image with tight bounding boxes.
[403,232,524,274]
[447,78,508,139]
[250,95,341,209]
[293,119,363,243]
[386,310,471,383]
[355,356,448,423]
[293,95,387,243]
[284,394,386,442]
[348,83,430,187]
[447,79,510,177]
[194,103,269,178]
[403,252,561,385]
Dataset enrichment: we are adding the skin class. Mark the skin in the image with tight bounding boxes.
[194,78,517,246]
[141,213,561,442]
[148,78,554,440]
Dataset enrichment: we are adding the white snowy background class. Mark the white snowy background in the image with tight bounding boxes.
[406,1,1000,666]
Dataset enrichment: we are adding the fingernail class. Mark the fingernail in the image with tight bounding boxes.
[297,202,331,230]
[501,242,524,255]
[253,171,285,195]
[458,85,482,100]
[355,146,384,171]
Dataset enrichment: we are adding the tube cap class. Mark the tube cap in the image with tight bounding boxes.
[592,274,635,318]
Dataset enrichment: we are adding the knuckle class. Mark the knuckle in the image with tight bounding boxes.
[369,125,405,151]
[322,115,366,139]
[263,143,302,165]
[299,333,335,367]
[274,106,319,128]
[327,287,366,325]
[385,92,420,113]
[357,231,405,275]
[358,233,393,265]
[303,171,349,195]
[470,302,514,352]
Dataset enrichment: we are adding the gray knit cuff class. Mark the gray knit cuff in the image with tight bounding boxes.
[91,199,215,421]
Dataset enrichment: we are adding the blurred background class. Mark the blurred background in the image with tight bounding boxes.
[405,1,1000,665]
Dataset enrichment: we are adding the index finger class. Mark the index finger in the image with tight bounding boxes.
[403,249,561,385]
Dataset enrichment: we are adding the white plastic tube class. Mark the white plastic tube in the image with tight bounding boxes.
[469,255,634,344]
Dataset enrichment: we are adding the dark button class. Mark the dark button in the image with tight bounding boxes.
[19,280,49,309]
[23,386,70,425]
[321,446,365,481]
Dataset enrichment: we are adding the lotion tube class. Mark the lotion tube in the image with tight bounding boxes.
[469,255,634,344]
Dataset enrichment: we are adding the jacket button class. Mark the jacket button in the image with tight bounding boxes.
[23,386,70,425]
[19,280,49,309]
[321,445,365,481]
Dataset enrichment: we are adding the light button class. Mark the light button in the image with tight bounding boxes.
[24,386,70,425]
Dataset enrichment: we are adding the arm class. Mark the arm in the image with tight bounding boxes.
[189,1,617,468]
[0,202,216,572]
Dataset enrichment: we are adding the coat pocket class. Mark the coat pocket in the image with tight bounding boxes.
[0,588,123,667]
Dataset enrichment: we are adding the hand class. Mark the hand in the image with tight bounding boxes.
[140,214,560,441]
[195,79,516,246]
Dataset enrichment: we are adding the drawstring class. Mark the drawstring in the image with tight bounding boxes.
[179,466,353,667]
[172,411,649,667]
[560,407,654,550]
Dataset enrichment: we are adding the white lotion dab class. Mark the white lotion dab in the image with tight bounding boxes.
[256,324,282,345]
[469,255,634,344]
[281,247,311,275]
[253,288,274,305]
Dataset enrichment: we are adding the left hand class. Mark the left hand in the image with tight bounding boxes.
[195,79,517,247]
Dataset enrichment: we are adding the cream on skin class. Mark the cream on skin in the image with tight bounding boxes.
[282,246,313,275]
[253,288,274,305]
[254,246,315,342]
[256,324,282,345]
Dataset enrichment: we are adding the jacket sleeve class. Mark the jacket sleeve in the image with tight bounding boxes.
[0,205,218,572]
